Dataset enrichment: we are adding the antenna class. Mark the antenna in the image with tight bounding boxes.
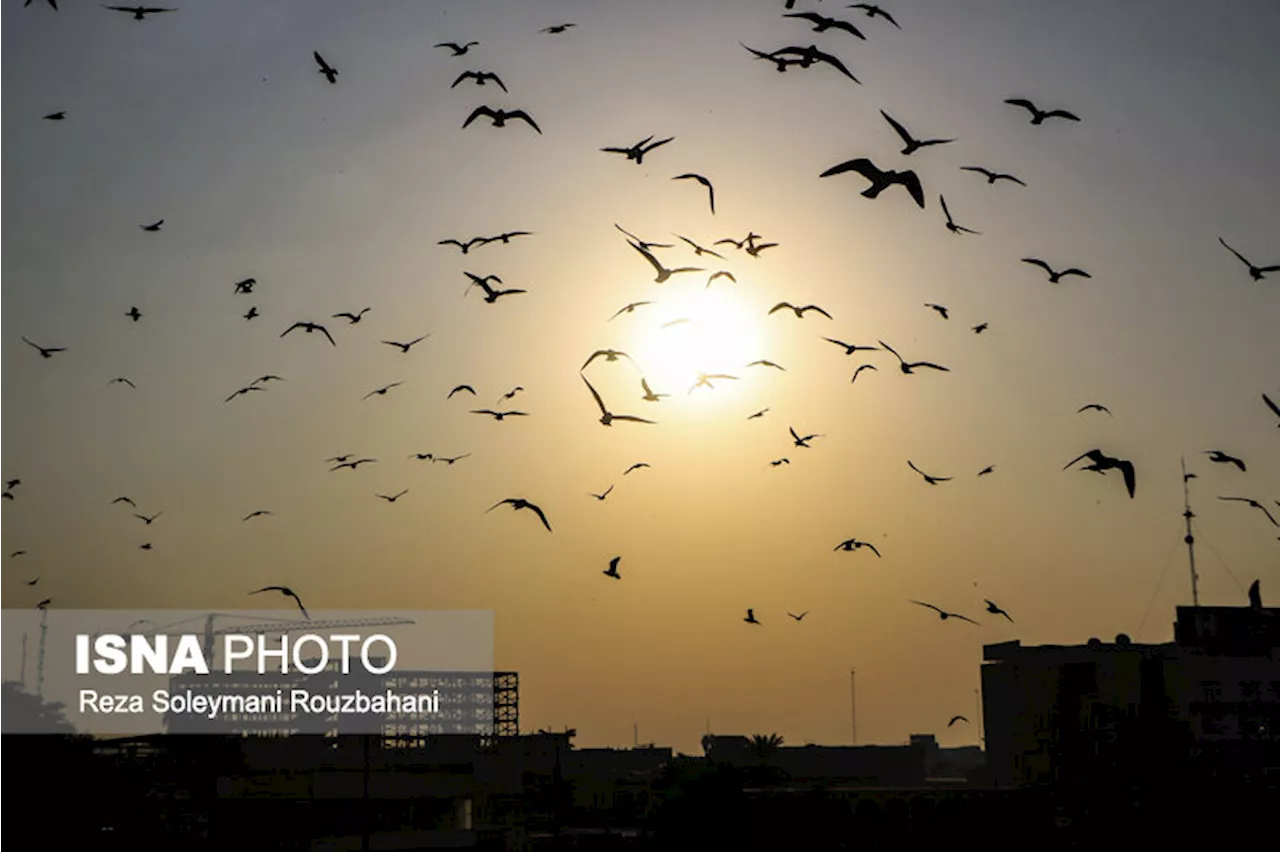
[20,633,28,689]
[1181,456,1200,607]
[37,608,49,699]
[850,668,857,745]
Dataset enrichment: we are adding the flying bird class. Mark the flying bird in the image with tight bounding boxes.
[465,274,526,303]
[769,45,860,82]
[330,458,376,471]
[741,42,808,73]
[940,195,980,235]
[908,461,951,485]
[972,323,989,334]
[623,463,650,475]
[488,498,552,532]
[434,454,471,465]
[590,486,614,501]
[109,377,136,389]
[601,135,674,165]
[243,510,273,521]
[112,497,136,507]
[783,12,866,39]
[1264,393,1280,427]
[233,278,255,294]
[603,557,621,579]
[103,6,174,20]
[879,340,948,374]
[410,453,434,461]
[673,173,715,214]
[542,23,576,34]
[769,302,832,320]
[628,240,703,283]
[333,308,370,324]
[376,490,409,503]
[978,466,995,476]
[434,41,479,55]
[126,306,142,321]
[11,551,26,558]
[583,349,637,370]
[471,409,529,421]
[1218,238,1278,281]
[582,375,655,427]
[463,106,542,134]
[707,271,736,288]
[851,364,877,383]
[769,458,790,466]
[881,110,954,155]
[834,538,880,556]
[985,600,1014,622]
[925,303,949,319]
[1064,449,1136,499]
[1004,98,1080,125]
[820,158,924,208]
[139,219,164,233]
[439,237,489,254]
[676,235,724,258]
[243,307,259,321]
[960,166,1025,187]
[382,335,429,353]
[789,611,809,621]
[1218,497,1278,527]
[22,337,66,358]
[482,231,533,245]
[313,52,337,84]
[609,302,653,321]
[250,586,309,619]
[744,241,778,258]
[1078,404,1111,416]
[790,427,822,447]
[748,360,785,372]
[1022,258,1091,283]
[498,387,524,404]
[281,322,336,346]
[451,70,507,92]
[824,338,879,356]
[744,609,761,625]
[640,378,668,402]
[948,716,969,727]
[43,111,66,120]
[363,382,404,400]
[748,408,769,420]
[847,4,901,28]
[911,601,980,625]
[1204,450,1246,472]
[689,372,738,393]
[133,512,162,524]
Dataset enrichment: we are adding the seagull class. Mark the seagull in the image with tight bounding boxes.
[1064,449,1136,499]
[313,52,337,84]
[497,387,524,404]
[439,237,489,254]
[972,323,989,334]
[940,195,980,235]
[1022,258,1090,283]
[233,278,256,294]
[251,375,284,386]
[471,409,529,421]
[1204,450,1246,472]
[1004,98,1080,125]
[225,386,263,403]
[925,303,949,319]
[465,274,526,303]
[748,408,769,420]
[326,455,354,463]
[770,302,832,320]
[7,480,21,489]
[741,42,808,73]
[488,498,552,531]
[614,224,673,251]
[985,600,1014,622]
[623,463,650,475]
[36,598,51,609]
[908,461,951,485]
[834,538,880,556]
[462,106,541,134]
[744,241,778,258]
[43,111,66,120]
[112,497,136,507]
[820,158,924,208]
[22,337,66,358]
[11,551,26,558]
[243,510,273,521]
[628,240,703,283]
[451,70,507,92]
[948,716,969,727]
[879,340,949,374]
[363,382,404,400]
[790,427,822,448]
[376,490,409,503]
[789,611,809,621]
[281,322,336,346]
[482,231,534,246]
[714,233,761,251]
[330,458,376,471]
[601,135,674,165]
[851,364,877,383]
[744,609,761,625]
[133,512,162,524]
[140,542,153,550]
[250,586,309,619]
[960,166,1025,187]
[126,306,142,321]
[28,578,39,586]
[140,219,163,231]
[243,307,259,321]
[434,41,479,55]
[410,453,434,461]
[1078,404,1111,416]
[676,235,724,258]
[847,4,901,28]
[707,271,736,288]
[783,12,865,39]
[689,372,739,393]
[748,360,785,371]
[582,375,655,427]
[603,556,621,579]
[541,23,576,34]
[382,335,429,353]
[1265,393,1280,427]
[1218,238,1279,281]
[881,111,954,155]
[609,302,653,321]
[978,466,995,476]
[109,377,137,389]
[1218,497,1278,527]
[590,486,614,501]
[583,349,637,370]
[640,378,668,402]
[824,338,880,356]
[434,454,471,465]
[103,6,174,20]
[673,174,715,214]
[911,601,980,625]
[769,45,860,82]
[333,308,370,324]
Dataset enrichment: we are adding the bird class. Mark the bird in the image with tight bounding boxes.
[985,600,1014,622]
[438,237,489,254]
[1218,238,1278,281]
[768,45,860,82]
[363,382,404,400]
[834,538,880,556]
[628,240,703,283]
[640,378,668,402]
[109,377,136,389]
[382,335,429,353]
[689,372,739,393]
[673,174,715,214]
[497,387,524,404]
[603,557,621,579]
[1078,404,1112,416]
[11,551,26,558]
[1022,258,1090,283]
[879,341,949,374]
[140,219,163,231]
[141,541,154,549]
[590,486,614,501]
[908,461,952,485]
[125,306,142,322]
[451,70,507,92]
[940,195,980,235]
[462,106,541,134]
[103,6,174,20]
[960,166,1025,187]
[978,466,996,477]
[6,480,20,490]
[2,492,14,501]
[327,455,355,464]
[925,303,950,319]
[820,158,924,208]
[911,601,980,625]
[1265,394,1280,427]
[1064,449,1137,499]
[790,427,822,448]
[232,278,256,295]
[748,408,769,420]
[582,375,655,427]
[330,458,376,471]
[744,609,761,625]
[851,364,877,383]
[783,12,866,39]
[1004,98,1080,125]
[333,308,370,324]
[313,52,337,84]
[824,338,880,356]
[27,578,39,586]
[744,241,778,259]
[281,322,336,346]
[410,453,434,461]
[243,307,259,321]
[36,599,51,609]
[769,302,832,320]
[789,611,809,621]
[583,349,637,370]
[376,490,409,503]
[542,23,576,34]
[43,111,66,120]
[741,42,808,73]
[623,463,650,475]
[1204,450,1246,472]
[434,41,479,55]
[707,271,736,288]
[250,586,309,619]
[134,512,162,524]
[601,135,674,165]
[748,360,785,371]
[434,454,471,465]
[482,230,533,246]
[471,409,529,421]
[948,716,969,727]
[465,274,526,303]
[847,3,901,28]
[609,302,653,321]
[880,110,954,155]
[445,385,476,401]
[488,498,552,532]
[1218,497,1278,527]
[676,235,724,258]
[972,323,989,334]
[22,337,66,358]
[769,458,790,467]
[243,510,272,521]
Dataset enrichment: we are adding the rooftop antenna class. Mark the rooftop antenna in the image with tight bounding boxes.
[850,668,857,745]
[20,633,28,689]
[1181,456,1201,607]
[37,607,49,699]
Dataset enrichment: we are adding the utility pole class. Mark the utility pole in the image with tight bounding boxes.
[850,668,857,745]
[37,608,48,699]
[1181,457,1200,607]
[20,634,28,689]
[633,722,638,748]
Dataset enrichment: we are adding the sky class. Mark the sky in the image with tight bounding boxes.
[2,0,1278,754]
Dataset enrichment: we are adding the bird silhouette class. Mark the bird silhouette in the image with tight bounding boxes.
[376,490,409,503]
[410,453,434,461]
[36,598,51,609]
[281,322,335,346]
[769,45,860,82]
[985,600,1014,622]
[835,538,880,556]
[789,611,810,621]
[583,349,637,370]
[313,52,337,84]
[972,323,989,334]
[925,303,950,319]
[582,375,655,427]
[689,372,739,393]
[497,387,524,404]
[250,586,309,619]
[960,166,1025,187]
[243,510,273,521]
[1022,258,1091,283]
[911,601,980,624]
[940,195,980,234]
[43,110,66,119]
[224,386,263,403]
[1204,450,1246,472]
[603,556,621,579]
[628,240,703,283]
[363,382,403,400]
[22,337,66,358]
[382,335,429,353]
[1004,98,1080,125]
[439,236,489,254]
[1264,394,1280,427]
[109,377,136,389]
[881,110,954,155]
[790,427,822,447]
[848,3,900,27]
[824,338,880,356]
[104,5,173,20]
[783,12,865,39]
[140,219,163,231]
[434,41,479,55]
[879,340,949,374]
[112,496,136,507]
[948,715,969,727]
[333,308,370,324]
[1218,238,1278,281]
[851,364,877,383]
[243,307,259,321]
[134,511,162,524]
[124,306,143,322]
[488,498,552,532]
[820,158,924,208]
[908,461,951,485]
[464,273,526,303]
[770,302,832,320]
[601,135,674,165]
[542,23,576,34]
[640,378,668,402]
[1218,497,1278,527]
[434,454,471,465]
[471,409,529,421]
[451,70,507,92]
[978,466,996,476]
[673,173,715,214]
[590,486,614,501]
[1078,403,1112,416]
[463,106,541,134]
[748,360,785,371]
[1064,449,1136,499]
[675,235,724,259]
[744,241,778,258]
[609,302,653,321]
[482,231,533,246]
[331,458,376,471]
[326,455,354,464]
[623,463,650,475]
[744,609,761,625]
[748,408,769,420]
[233,278,256,294]
[769,458,790,467]
[707,271,736,288]
[741,43,808,73]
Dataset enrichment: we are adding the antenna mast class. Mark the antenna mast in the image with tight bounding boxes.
[20,633,28,689]
[850,668,857,745]
[37,608,48,699]
[1181,456,1200,607]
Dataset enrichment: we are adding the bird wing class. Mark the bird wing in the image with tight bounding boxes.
[813,48,861,79]
[313,52,330,71]
[318,326,336,345]
[450,71,476,88]
[1022,258,1052,274]
[1061,269,1091,279]
[894,170,926,208]
[462,105,497,128]
[769,302,794,314]
[582,375,609,417]
[819,158,880,181]
[939,195,953,223]
[1004,98,1038,115]
[804,306,833,319]
[953,614,981,625]
[877,340,902,362]
[1044,109,1080,121]
[911,600,943,614]
[1218,237,1252,267]
[908,461,926,477]
[507,110,542,133]
[867,544,881,557]
[960,166,993,178]
[528,503,553,531]
[1264,393,1280,418]
[910,361,950,372]
[1064,449,1102,470]
[880,111,914,145]
[831,20,866,38]
[628,240,666,276]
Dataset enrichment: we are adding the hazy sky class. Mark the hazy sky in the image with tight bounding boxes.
[3,0,1278,754]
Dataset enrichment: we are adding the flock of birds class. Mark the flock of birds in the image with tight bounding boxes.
[7,1,1278,736]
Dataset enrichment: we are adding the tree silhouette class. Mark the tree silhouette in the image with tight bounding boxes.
[1,680,77,733]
